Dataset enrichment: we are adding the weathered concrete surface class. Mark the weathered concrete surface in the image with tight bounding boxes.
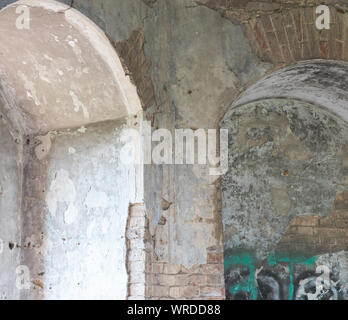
[142,0,270,268]
[222,98,348,259]
[144,0,270,130]
[21,119,140,299]
[222,98,348,299]
[5,0,348,301]
[0,96,23,300]
[0,0,271,273]
[0,0,271,299]
[0,0,141,134]
[234,60,348,123]
[0,0,146,300]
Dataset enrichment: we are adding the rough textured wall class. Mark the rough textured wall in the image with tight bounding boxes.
[0,100,22,300]
[9,0,271,299]
[21,119,139,299]
[45,0,268,268]
[4,0,348,300]
[221,99,348,300]
[142,0,269,269]
[0,1,142,134]
[233,60,348,123]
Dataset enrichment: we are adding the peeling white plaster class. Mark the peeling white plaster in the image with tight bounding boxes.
[77,126,87,133]
[43,54,53,61]
[37,65,51,83]
[46,169,76,217]
[18,71,41,106]
[85,187,109,209]
[87,220,96,239]
[64,203,78,225]
[69,90,89,119]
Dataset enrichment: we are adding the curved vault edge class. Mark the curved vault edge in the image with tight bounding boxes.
[225,59,348,125]
[0,0,142,135]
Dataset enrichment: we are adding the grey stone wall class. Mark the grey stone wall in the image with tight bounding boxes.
[221,98,348,300]
[0,95,22,300]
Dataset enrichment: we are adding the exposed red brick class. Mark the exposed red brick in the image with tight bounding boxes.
[251,18,270,52]
[278,191,348,255]
[206,274,224,286]
[201,3,348,66]
[201,264,224,275]
[151,285,169,298]
[265,31,284,62]
[114,30,155,110]
[207,252,223,264]
[163,264,181,274]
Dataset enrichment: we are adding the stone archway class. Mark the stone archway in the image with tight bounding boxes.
[221,60,348,300]
[0,0,143,299]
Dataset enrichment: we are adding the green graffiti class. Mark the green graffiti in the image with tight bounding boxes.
[225,252,316,300]
[224,252,258,300]
[267,253,316,300]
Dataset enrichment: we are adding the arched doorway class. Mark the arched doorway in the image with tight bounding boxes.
[221,60,348,300]
[0,0,143,299]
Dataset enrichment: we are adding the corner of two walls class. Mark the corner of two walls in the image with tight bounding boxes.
[19,117,141,299]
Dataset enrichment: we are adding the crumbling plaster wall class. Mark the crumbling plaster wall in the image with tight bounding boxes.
[221,59,348,300]
[24,0,270,269]
[222,98,348,257]
[0,0,144,300]
[0,0,273,299]
[2,0,347,300]
[21,118,140,299]
[222,98,348,300]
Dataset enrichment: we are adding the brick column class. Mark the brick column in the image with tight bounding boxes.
[126,203,152,300]
[146,246,225,300]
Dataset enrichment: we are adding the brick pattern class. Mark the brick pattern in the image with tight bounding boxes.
[114,30,155,110]
[126,204,225,300]
[198,0,348,65]
[146,246,225,300]
[244,7,348,64]
[277,191,348,255]
[198,0,347,22]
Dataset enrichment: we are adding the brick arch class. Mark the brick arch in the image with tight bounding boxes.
[198,0,348,65]
[242,6,347,65]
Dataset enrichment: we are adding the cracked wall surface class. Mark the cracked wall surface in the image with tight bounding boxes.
[221,59,348,300]
[222,99,348,257]
[21,118,139,299]
[222,99,348,300]
[1,0,348,300]
[0,0,144,300]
